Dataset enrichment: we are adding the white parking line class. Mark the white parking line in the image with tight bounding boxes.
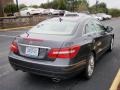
[0,64,9,69]
[0,64,13,78]
[0,35,16,38]
[0,70,12,78]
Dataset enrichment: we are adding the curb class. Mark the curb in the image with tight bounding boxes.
[110,69,120,90]
[0,26,33,31]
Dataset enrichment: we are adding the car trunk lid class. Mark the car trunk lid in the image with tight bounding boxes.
[17,33,65,60]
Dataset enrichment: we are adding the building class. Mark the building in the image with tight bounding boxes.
[0,0,14,17]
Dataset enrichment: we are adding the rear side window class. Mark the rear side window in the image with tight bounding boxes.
[85,20,105,34]
[29,19,77,35]
[85,21,96,34]
[93,20,105,32]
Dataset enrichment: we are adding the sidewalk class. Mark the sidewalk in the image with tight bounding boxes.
[118,83,120,90]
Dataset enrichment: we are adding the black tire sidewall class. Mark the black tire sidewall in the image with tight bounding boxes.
[84,53,95,80]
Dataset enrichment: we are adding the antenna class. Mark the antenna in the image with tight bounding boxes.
[59,18,62,22]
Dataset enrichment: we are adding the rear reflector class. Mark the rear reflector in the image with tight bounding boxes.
[10,41,19,54]
[48,45,80,59]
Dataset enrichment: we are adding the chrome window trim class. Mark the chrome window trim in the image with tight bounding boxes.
[19,43,51,49]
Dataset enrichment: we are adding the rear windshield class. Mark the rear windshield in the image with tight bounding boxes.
[29,19,77,35]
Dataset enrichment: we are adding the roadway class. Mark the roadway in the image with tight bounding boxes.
[0,18,120,90]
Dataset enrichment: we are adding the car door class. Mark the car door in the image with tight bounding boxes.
[93,20,111,51]
[84,19,105,57]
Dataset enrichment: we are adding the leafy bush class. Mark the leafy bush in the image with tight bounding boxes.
[30,5,39,8]
[90,2,108,14]
[4,4,18,14]
[40,0,88,11]
[108,9,120,17]
[19,4,27,9]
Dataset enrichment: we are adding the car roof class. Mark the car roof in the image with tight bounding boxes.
[47,14,92,23]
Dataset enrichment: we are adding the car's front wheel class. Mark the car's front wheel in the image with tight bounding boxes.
[84,53,95,79]
[27,12,31,16]
[108,38,114,52]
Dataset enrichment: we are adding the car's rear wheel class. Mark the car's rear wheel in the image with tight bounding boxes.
[84,53,95,79]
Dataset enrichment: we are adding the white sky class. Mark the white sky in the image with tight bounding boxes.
[14,0,120,9]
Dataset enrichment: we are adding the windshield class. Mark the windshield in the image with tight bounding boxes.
[29,19,77,35]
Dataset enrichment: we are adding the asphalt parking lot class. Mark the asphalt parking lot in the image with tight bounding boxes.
[0,18,120,90]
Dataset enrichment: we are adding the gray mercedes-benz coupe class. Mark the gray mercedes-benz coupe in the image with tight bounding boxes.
[8,14,114,82]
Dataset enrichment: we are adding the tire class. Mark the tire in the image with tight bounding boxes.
[27,12,31,16]
[84,53,95,80]
[108,38,114,52]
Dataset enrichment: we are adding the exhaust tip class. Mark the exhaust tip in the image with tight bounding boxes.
[52,78,61,83]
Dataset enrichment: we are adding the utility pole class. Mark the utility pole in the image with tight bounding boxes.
[47,0,50,8]
[16,0,19,12]
[96,0,99,13]
[73,0,75,12]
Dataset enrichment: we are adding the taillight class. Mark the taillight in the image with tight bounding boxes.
[10,41,19,54]
[48,45,80,59]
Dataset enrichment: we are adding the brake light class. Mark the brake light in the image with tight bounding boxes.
[48,45,80,59]
[10,41,19,54]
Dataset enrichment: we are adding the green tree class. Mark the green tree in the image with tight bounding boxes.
[77,0,89,12]
[30,5,39,8]
[4,4,18,15]
[108,8,120,17]
[39,0,89,11]
[57,0,67,10]
[19,4,27,9]
[51,0,58,9]
[90,2,108,13]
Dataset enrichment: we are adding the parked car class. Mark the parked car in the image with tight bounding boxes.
[64,12,86,17]
[96,13,112,20]
[51,10,65,15]
[51,10,60,15]
[64,10,71,14]
[37,8,45,15]
[42,9,54,15]
[20,7,40,16]
[91,14,103,21]
[8,14,114,82]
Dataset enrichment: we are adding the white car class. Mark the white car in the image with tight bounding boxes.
[20,7,40,16]
[64,12,86,17]
[96,13,112,20]
[51,10,64,15]
[37,8,45,14]
[52,10,60,15]
[42,9,54,15]
[91,14,103,21]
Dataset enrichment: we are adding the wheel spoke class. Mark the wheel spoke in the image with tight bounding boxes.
[88,55,94,76]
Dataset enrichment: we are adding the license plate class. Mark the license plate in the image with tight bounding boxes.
[25,47,39,56]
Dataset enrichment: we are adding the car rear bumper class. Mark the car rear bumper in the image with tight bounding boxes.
[8,55,86,79]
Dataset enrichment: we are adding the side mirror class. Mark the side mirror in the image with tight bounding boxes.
[105,26,113,32]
